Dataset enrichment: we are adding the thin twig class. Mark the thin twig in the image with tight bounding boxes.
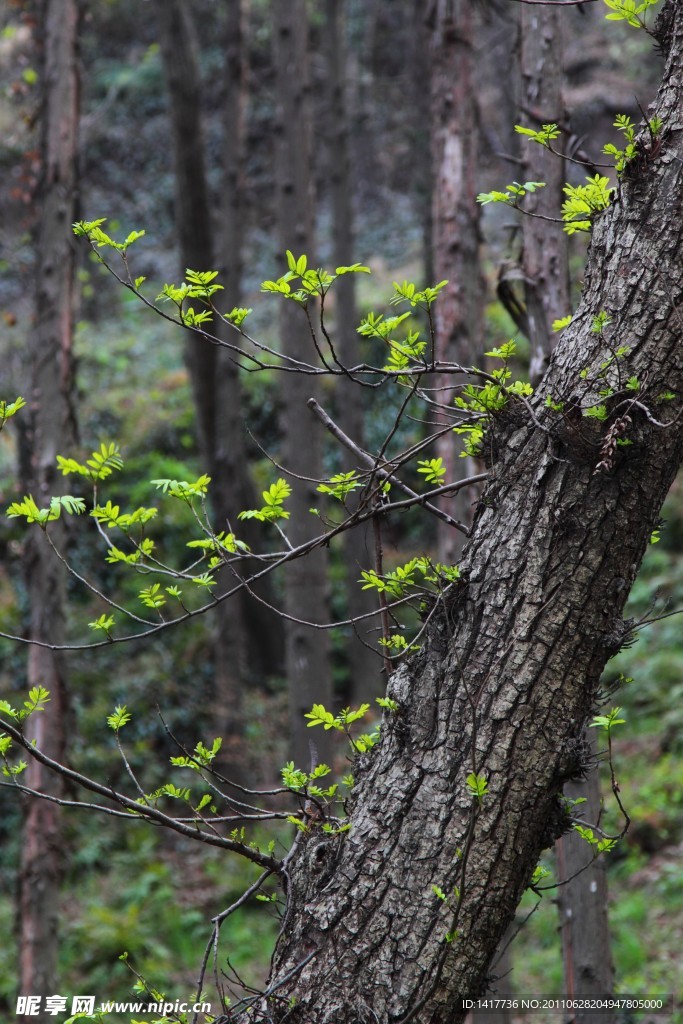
[308,398,470,535]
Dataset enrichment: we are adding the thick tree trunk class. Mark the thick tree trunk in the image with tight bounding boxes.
[429,0,484,563]
[273,0,332,767]
[19,0,78,1016]
[242,8,683,1020]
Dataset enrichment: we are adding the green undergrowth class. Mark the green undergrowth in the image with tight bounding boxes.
[512,504,683,1014]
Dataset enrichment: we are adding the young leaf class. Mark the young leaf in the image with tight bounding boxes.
[107,705,132,731]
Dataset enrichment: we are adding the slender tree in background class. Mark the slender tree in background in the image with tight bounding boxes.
[429,0,484,562]
[519,3,571,387]
[19,0,79,1015]
[411,0,434,282]
[518,8,615,1010]
[323,0,382,706]
[156,0,283,779]
[156,0,249,780]
[155,0,216,471]
[272,0,332,766]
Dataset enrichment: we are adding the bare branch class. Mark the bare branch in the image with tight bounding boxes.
[0,719,282,872]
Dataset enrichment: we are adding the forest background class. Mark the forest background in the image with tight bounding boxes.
[0,0,682,1022]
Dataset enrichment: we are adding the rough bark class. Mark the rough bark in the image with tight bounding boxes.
[324,0,383,706]
[273,0,332,767]
[241,8,683,1021]
[19,0,78,1016]
[429,0,484,563]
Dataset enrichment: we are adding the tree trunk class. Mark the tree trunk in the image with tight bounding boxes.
[272,0,332,767]
[240,7,683,1019]
[156,0,251,782]
[324,0,383,706]
[215,0,285,691]
[155,0,216,460]
[519,3,570,387]
[413,0,434,283]
[156,0,285,781]
[555,735,615,1015]
[19,0,79,1016]
[429,0,484,563]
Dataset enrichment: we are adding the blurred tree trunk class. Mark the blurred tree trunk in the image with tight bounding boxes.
[156,0,245,781]
[156,6,284,729]
[429,0,484,564]
[155,0,216,463]
[19,0,79,1016]
[272,0,332,766]
[519,9,615,1014]
[412,0,434,282]
[323,0,382,706]
[519,3,571,387]
[556,741,615,1014]
[156,0,283,782]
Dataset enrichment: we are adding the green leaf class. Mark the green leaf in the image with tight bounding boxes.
[583,405,608,421]
[589,706,626,733]
[192,572,216,588]
[57,441,124,481]
[0,396,26,423]
[552,315,573,332]
[281,761,308,790]
[6,494,85,527]
[107,705,132,731]
[466,771,489,801]
[484,340,517,360]
[304,704,340,731]
[376,696,399,712]
[562,176,613,234]
[225,306,253,326]
[514,123,561,147]
[417,457,446,485]
[530,865,552,886]
[151,473,211,499]
[317,471,361,501]
[89,613,116,635]
[139,583,166,609]
[238,478,291,523]
[123,229,145,248]
[335,263,371,275]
